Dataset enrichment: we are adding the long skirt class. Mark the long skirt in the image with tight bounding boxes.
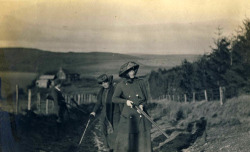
[114,114,152,152]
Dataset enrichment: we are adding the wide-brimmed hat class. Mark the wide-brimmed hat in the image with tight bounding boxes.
[48,79,61,87]
[119,61,139,78]
[97,74,113,84]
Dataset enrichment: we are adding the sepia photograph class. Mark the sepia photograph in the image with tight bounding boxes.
[0,0,250,151]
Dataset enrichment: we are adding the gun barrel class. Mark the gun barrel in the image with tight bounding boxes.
[134,105,169,139]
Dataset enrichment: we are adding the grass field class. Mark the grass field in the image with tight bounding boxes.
[150,95,250,151]
[0,71,38,97]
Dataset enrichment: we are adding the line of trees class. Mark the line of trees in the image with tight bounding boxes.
[148,19,250,99]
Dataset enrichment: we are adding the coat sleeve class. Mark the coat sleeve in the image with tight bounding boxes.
[138,80,149,106]
[112,82,127,104]
[92,88,103,113]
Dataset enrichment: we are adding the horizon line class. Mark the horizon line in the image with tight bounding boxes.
[0,46,204,56]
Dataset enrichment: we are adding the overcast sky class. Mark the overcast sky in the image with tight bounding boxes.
[0,0,249,54]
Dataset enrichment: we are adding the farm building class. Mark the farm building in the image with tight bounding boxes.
[36,68,80,88]
[56,67,80,82]
[57,67,66,80]
[36,75,56,88]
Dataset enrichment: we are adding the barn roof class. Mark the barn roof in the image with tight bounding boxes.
[39,75,56,80]
[58,68,79,75]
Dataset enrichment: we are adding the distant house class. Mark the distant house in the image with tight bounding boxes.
[36,75,56,88]
[56,67,80,82]
[57,67,66,80]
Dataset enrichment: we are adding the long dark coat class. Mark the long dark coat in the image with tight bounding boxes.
[112,78,152,152]
[92,84,120,149]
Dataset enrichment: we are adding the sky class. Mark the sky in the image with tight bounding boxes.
[0,0,249,55]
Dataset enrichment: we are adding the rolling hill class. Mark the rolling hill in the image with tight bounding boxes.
[0,48,200,77]
[0,48,139,75]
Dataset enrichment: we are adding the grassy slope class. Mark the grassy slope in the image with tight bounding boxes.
[0,48,199,76]
[150,95,250,151]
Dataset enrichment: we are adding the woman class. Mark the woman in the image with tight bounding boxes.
[112,61,152,152]
[90,74,120,151]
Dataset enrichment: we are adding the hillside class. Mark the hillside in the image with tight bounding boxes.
[150,95,250,152]
[0,48,199,77]
[0,48,139,74]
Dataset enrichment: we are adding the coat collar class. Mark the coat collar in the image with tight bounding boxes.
[124,77,138,83]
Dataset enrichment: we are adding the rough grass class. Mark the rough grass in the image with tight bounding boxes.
[151,95,250,128]
[149,95,250,151]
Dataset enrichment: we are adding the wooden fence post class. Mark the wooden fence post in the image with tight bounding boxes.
[193,92,196,103]
[86,94,88,103]
[81,94,83,104]
[184,94,187,103]
[83,94,85,103]
[78,94,81,105]
[220,87,225,105]
[89,94,92,102]
[46,99,49,114]
[16,85,19,114]
[37,93,41,113]
[28,89,31,110]
[204,90,208,101]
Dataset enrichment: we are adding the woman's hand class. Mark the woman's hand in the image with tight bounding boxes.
[137,105,143,114]
[90,112,96,116]
[139,105,143,111]
[126,100,134,108]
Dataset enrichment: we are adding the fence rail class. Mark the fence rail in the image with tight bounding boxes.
[15,85,97,115]
[14,84,237,115]
[156,86,228,105]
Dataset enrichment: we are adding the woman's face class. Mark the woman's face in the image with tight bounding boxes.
[128,70,135,78]
[102,81,109,88]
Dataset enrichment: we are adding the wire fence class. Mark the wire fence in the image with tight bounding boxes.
[156,85,238,104]
[13,83,241,115]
